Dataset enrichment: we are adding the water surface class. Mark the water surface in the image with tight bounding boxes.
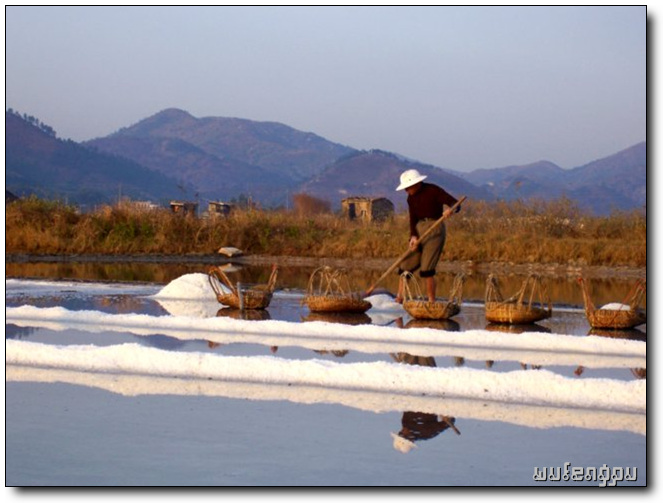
[5,260,646,487]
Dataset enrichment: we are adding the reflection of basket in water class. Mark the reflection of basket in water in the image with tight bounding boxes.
[208,265,278,310]
[405,318,460,331]
[484,274,552,325]
[402,272,465,320]
[588,327,646,341]
[484,322,551,334]
[302,311,372,325]
[216,307,272,321]
[303,266,371,313]
[578,277,646,329]
[390,352,436,367]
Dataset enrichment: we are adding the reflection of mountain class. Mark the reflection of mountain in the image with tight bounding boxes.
[93,295,167,316]
[5,324,38,339]
[7,364,645,436]
[134,334,186,350]
[7,305,646,370]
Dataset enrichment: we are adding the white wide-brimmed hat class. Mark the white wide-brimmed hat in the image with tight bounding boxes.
[396,169,427,191]
[391,432,417,454]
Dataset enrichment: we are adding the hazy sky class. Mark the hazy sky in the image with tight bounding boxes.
[5,5,647,172]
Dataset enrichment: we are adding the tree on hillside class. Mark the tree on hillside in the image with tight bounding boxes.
[292,193,331,215]
[6,108,56,137]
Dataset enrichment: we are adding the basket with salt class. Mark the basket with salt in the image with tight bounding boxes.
[578,277,646,329]
[401,272,466,320]
[484,274,552,325]
[302,266,371,313]
[207,264,278,310]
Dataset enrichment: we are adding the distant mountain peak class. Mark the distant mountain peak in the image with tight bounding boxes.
[153,107,193,119]
[113,108,197,138]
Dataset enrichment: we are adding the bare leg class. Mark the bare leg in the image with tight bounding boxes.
[395,276,404,304]
[426,276,436,302]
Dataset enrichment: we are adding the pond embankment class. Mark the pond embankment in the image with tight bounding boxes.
[5,253,646,280]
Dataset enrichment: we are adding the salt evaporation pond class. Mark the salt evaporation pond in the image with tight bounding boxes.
[5,274,646,487]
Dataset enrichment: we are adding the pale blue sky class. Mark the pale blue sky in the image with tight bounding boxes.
[5,5,646,172]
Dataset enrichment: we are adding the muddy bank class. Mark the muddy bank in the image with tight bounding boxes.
[5,253,646,280]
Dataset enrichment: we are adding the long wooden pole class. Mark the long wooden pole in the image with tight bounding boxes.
[364,196,467,297]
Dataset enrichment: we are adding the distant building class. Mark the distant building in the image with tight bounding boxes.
[207,201,234,218]
[123,200,160,212]
[170,200,198,216]
[341,197,394,223]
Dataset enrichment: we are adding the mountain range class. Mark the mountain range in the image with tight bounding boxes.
[5,108,646,214]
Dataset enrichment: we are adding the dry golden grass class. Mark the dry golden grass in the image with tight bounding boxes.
[5,195,646,267]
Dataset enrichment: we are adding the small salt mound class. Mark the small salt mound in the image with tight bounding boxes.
[600,303,631,311]
[365,293,406,325]
[366,293,403,313]
[152,273,229,300]
[151,273,227,318]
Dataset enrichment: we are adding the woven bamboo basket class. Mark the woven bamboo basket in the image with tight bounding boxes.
[302,266,371,313]
[207,264,278,310]
[401,272,466,320]
[578,277,646,329]
[484,274,552,325]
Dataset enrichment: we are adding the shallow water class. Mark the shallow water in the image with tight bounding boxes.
[4,259,647,309]
[5,261,647,487]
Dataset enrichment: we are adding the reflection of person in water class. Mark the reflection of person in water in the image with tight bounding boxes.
[392,412,461,454]
[313,349,349,358]
[389,351,461,453]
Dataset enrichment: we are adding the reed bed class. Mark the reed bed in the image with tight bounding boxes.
[5,195,646,268]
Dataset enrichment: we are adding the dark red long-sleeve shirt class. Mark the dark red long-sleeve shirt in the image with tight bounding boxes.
[407,182,458,237]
